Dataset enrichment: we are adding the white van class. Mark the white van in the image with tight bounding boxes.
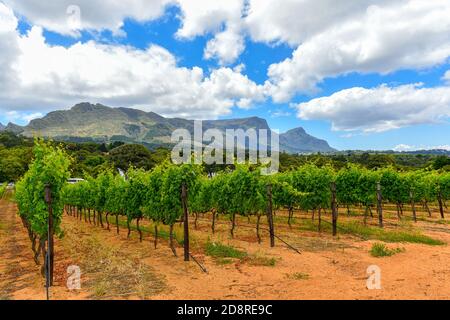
[68,178,85,184]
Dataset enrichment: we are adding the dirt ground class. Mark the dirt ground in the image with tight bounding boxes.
[1,198,449,300]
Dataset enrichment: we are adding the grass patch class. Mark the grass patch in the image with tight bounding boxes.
[340,210,366,218]
[205,241,247,260]
[377,231,444,245]
[286,272,310,280]
[2,190,15,202]
[216,258,234,265]
[94,281,108,297]
[245,252,277,267]
[298,219,445,245]
[370,243,405,257]
[61,224,167,299]
[205,241,277,267]
[273,215,292,224]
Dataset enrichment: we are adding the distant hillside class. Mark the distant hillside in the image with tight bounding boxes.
[337,149,450,156]
[3,103,336,153]
[279,127,334,154]
[396,150,450,156]
[0,122,25,134]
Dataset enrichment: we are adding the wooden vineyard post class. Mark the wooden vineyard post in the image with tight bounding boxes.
[266,183,275,248]
[318,207,322,233]
[377,183,383,228]
[410,191,417,223]
[211,209,216,234]
[182,183,190,262]
[44,184,54,288]
[331,182,338,237]
[438,189,445,219]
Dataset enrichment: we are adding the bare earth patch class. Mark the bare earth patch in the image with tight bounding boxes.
[1,199,449,300]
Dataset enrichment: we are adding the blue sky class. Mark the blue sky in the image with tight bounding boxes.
[1,1,449,151]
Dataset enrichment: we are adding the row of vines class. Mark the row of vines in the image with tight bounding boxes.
[63,163,450,246]
[14,140,450,267]
[15,140,70,276]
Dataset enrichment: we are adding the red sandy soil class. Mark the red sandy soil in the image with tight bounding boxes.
[1,198,449,300]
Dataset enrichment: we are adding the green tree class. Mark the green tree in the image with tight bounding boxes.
[433,156,450,170]
[108,144,155,170]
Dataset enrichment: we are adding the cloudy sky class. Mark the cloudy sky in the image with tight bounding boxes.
[0,0,449,150]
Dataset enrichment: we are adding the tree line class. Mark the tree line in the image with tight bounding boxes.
[2,131,449,183]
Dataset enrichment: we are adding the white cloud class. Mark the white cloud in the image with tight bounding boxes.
[4,1,248,64]
[176,0,450,83]
[270,109,291,118]
[393,144,414,152]
[394,144,450,152]
[244,0,382,46]
[0,2,17,31]
[5,1,450,75]
[175,0,244,38]
[296,83,450,133]
[429,145,450,151]
[0,3,20,97]
[176,0,246,65]
[4,0,246,41]
[204,24,245,65]
[22,112,43,123]
[4,0,248,65]
[201,67,266,110]
[3,0,173,36]
[444,70,450,83]
[265,0,450,101]
[233,63,246,73]
[0,3,265,120]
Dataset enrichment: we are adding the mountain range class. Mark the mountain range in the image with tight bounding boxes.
[0,103,336,153]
